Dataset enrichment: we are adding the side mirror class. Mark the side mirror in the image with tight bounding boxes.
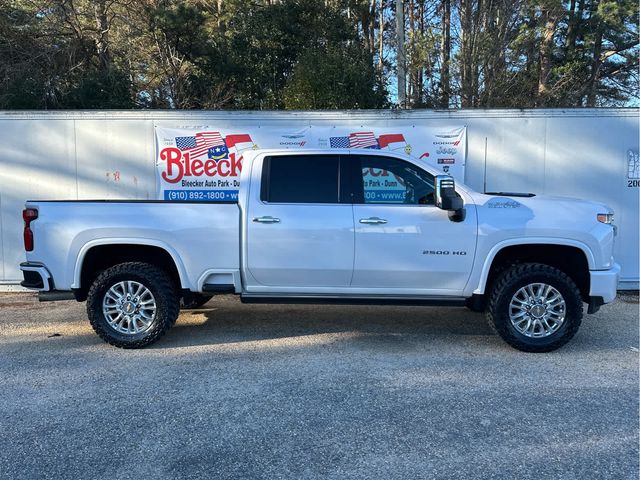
[435,175,465,222]
[435,175,463,211]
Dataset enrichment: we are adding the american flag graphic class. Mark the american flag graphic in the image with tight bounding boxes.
[330,132,381,149]
[349,132,379,149]
[175,132,226,158]
[329,136,350,148]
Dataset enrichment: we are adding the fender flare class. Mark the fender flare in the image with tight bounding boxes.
[471,237,596,295]
[71,238,191,290]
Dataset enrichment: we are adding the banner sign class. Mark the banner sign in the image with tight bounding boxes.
[155,125,466,201]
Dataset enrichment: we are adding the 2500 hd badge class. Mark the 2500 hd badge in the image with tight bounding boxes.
[422,250,467,255]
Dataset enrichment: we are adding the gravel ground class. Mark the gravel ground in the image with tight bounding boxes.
[0,293,638,480]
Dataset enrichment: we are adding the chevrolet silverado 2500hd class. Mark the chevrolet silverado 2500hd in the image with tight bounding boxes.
[20,149,620,352]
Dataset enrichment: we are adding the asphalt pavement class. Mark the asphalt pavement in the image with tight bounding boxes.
[0,292,638,480]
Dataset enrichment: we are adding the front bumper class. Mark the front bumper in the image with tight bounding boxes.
[20,262,52,291]
[589,262,621,304]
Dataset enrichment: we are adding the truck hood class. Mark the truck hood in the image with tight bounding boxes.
[468,192,613,218]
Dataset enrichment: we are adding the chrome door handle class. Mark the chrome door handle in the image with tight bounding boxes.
[253,216,281,224]
[359,217,387,225]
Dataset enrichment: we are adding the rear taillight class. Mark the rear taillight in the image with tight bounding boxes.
[23,208,38,252]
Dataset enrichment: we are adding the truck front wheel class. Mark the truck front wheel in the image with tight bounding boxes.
[86,262,180,348]
[486,263,583,352]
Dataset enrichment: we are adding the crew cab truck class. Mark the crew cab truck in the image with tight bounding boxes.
[20,149,620,352]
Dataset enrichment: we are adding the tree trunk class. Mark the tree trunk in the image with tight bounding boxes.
[461,0,479,107]
[409,0,419,106]
[396,0,406,108]
[94,0,110,70]
[523,3,538,104]
[566,0,585,53]
[471,0,482,107]
[417,0,424,105]
[480,0,495,107]
[378,0,384,74]
[486,4,509,107]
[362,3,372,54]
[440,0,450,108]
[460,0,473,107]
[586,27,603,106]
[370,0,376,58]
[537,7,560,103]
[565,0,576,49]
[217,0,225,32]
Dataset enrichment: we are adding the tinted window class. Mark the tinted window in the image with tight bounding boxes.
[263,155,340,203]
[356,156,435,205]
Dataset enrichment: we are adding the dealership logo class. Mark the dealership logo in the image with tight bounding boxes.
[437,158,455,164]
[435,133,460,139]
[436,146,457,155]
[158,147,243,183]
[157,131,254,184]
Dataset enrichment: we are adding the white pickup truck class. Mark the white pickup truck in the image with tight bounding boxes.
[20,149,619,352]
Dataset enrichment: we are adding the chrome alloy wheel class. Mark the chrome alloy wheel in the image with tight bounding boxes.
[508,283,566,338]
[102,281,156,335]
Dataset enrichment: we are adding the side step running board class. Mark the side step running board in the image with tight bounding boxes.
[240,294,466,307]
[39,291,76,302]
[202,284,236,293]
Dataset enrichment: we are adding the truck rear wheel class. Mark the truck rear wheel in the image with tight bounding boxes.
[86,262,180,348]
[486,263,583,352]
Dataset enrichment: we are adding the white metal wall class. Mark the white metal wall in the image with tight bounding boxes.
[0,109,637,288]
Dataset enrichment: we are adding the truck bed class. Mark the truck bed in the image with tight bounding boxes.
[25,200,241,292]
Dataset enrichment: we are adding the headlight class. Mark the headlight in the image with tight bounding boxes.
[597,213,614,224]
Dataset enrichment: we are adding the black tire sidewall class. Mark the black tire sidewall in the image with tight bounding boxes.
[490,265,583,351]
[87,263,178,347]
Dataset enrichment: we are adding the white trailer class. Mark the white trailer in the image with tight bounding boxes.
[0,108,638,288]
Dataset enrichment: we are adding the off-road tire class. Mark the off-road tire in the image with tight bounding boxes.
[486,263,583,352]
[181,293,213,309]
[87,262,180,348]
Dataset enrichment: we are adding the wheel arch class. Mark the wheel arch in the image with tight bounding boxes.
[474,239,594,302]
[73,239,190,299]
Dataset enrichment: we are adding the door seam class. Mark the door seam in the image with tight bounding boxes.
[348,203,356,286]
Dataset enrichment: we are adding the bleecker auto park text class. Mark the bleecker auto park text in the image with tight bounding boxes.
[181,179,239,187]
[160,147,242,183]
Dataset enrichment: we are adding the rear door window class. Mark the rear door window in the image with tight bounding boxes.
[261,155,340,203]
